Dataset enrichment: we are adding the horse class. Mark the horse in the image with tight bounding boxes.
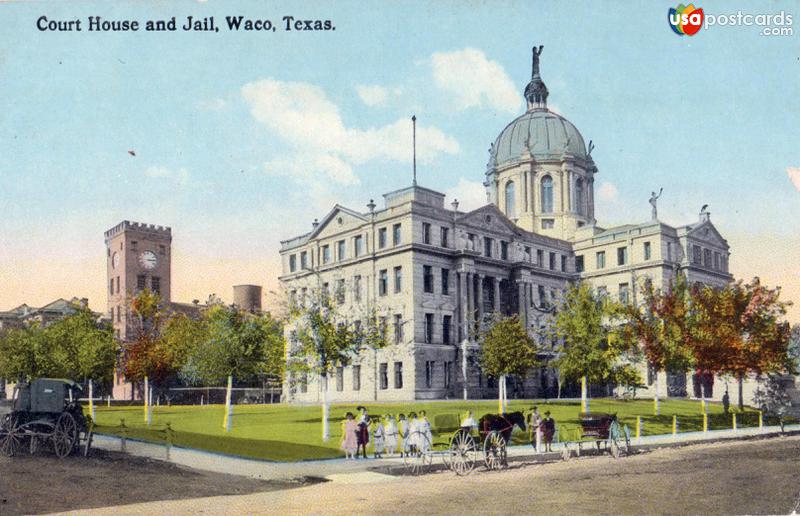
[478,411,527,444]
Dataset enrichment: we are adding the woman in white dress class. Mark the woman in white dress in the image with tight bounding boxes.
[419,410,432,452]
[384,415,398,456]
[397,413,409,457]
[407,412,420,452]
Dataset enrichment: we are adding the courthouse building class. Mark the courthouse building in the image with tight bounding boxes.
[279,47,733,403]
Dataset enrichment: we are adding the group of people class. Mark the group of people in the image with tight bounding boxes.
[528,406,557,452]
[340,406,433,460]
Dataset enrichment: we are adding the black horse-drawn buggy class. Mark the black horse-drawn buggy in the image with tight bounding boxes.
[0,379,93,458]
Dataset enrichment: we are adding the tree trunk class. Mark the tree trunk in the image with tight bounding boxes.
[224,375,233,432]
[654,371,661,416]
[557,376,562,399]
[143,376,149,425]
[738,375,744,411]
[321,373,330,442]
[581,376,589,413]
[373,348,378,402]
[498,375,505,414]
[88,379,96,421]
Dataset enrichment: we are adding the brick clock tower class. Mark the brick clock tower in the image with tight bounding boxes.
[104,221,172,341]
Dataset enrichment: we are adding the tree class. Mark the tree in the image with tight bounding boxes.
[0,307,115,385]
[625,273,695,414]
[478,314,539,413]
[288,283,386,441]
[123,289,170,393]
[553,282,641,412]
[694,278,793,410]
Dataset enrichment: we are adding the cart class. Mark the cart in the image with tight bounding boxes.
[0,379,93,458]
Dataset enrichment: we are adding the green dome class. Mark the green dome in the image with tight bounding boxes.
[489,109,587,168]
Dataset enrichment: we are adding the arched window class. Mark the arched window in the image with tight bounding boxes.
[541,176,553,213]
[504,181,515,218]
[576,178,585,216]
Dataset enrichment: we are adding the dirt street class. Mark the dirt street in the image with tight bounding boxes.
[0,449,317,516]
[69,435,800,515]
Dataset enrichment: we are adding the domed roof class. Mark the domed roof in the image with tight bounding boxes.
[489,109,587,167]
[488,45,588,169]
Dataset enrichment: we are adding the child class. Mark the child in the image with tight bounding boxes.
[341,412,358,460]
[356,406,370,459]
[372,416,385,458]
[397,413,408,457]
[419,410,432,451]
[384,414,398,456]
[407,412,419,453]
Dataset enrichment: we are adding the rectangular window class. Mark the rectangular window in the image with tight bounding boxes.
[379,363,388,390]
[378,227,387,249]
[336,279,345,304]
[541,219,554,229]
[444,362,452,388]
[116,305,121,323]
[703,248,712,267]
[159,244,166,256]
[394,362,403,389]
[353,275,362,302]
[337,240,346,261]
[617,247,628,266]
[336,366,344,392]
[423,265,434,293]
[151,276,160,294]
[116,276,120,294]
[379,270,388,296]
[393,314,403,344]
[468,234,476,250]
[441,268,450,295]
[422,222,431,244]
[714,252,720,270]
[322,245,330,264]
[289,254,297,272]
[693,245,702,264]
[549,252,556,270]
[536,249,544,266]
[440,227,449,247]
[619,283,630,304]
[484,237,493,257]
[131,240,137,250]
[354,235,363,257]
[501,241,509,260]
[538,285,547,308]
[137,275,146,291]
[667,242,673,261]
[425,313,434,343]
[425,361,434,388]
[561,255,567,272]
[525,246,532,262]
[352,365,361,391]
[596,251,606,269]
[392,223,401,246]
[322,282,329,301]
[394,266,402,293]
[109,279,114,295]
[442,315,452,344]
[576,255,585,273]
[300,251,308,269]
[644,241,652,261]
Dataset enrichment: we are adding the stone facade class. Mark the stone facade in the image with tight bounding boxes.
[279,46,749,404]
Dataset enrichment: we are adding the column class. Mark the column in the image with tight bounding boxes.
[493,277,500,313]
[477,274,485,324]
[466,273,474,339]
[459,271,468,342]
[518,280,527,328]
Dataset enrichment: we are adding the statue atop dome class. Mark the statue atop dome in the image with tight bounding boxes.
[524,45,549,110]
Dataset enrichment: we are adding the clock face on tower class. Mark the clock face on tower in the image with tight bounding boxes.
[139,250,158,270]
[111,252,120,269]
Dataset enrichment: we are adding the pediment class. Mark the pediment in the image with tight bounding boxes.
[686,221,728,249]
[309,205,368,240]
[456,204,520,237]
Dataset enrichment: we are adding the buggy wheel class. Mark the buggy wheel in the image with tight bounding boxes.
[0,414,22,457]
[448,430,478,476]
[483,431,507,470]
[402,431,432,475]
[53,412,78,458]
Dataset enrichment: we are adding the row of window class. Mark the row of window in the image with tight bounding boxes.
[425,361,453,389]
[423,313,454,344]
[503,176,588,219]
[595,283,630,304]
[691,244,727,271]
[297,362,406,393]
[108,275,161,295]
[288,224,403,273]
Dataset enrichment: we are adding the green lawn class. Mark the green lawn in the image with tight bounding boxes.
[90,398,775,462]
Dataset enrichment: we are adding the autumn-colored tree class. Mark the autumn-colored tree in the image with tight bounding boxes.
[625,273,695,414]
[122,289,173,397]
[553,282,641,412]
[478,314,540,413]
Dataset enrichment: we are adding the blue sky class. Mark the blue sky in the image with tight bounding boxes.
[1,0,798,321]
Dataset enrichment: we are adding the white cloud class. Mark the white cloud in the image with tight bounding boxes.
[356,85,388,106]
[241,79,459,188]
[430,48,521,114]
[144,166,190,186]
[787,167,800,191]
[597,181,619,202]
[445,178,487,212]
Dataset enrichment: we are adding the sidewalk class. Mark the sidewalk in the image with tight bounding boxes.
[92,423,800,482]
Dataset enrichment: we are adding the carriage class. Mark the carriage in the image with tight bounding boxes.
[0,379,93,458]
[402,412,526,476]
[560,412,631,459]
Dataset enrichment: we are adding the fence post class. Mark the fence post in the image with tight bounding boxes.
[672,415,677,438]
[89,379,96,420]
[636,416,641,442]
[732,413,737,432]
[120,418,127,453]
[758,411,763,430]
[164,422,173,461]
[703,412,708,433]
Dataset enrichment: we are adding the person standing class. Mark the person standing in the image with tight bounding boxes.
[419,410,432,452]
[542,411,556,452]
[397,413,409,457]
[340,412,358,460]
[384,414,398,456]
[529,406,543,453]
[372,416,385,458]
[356,406,370,459]
[722,390,730,414]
